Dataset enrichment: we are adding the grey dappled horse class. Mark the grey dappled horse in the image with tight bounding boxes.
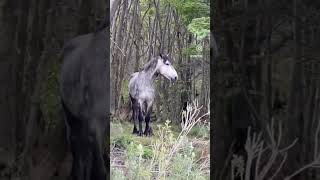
[60,23,108,179]
[128,54,178,136]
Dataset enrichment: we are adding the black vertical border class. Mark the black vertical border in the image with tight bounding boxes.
[105,0,111,179]
[210,0,215,179]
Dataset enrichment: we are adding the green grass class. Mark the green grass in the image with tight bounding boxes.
[110,120,185,146]
[110,120,210,180]
[111,121,156,146]
[189,124,210,140]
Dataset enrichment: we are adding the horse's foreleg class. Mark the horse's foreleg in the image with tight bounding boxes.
[144,104,153,136]
[132,106,139,134]
[138,107,144,136]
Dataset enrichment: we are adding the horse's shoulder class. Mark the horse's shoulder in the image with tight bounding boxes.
[62,33,95,58]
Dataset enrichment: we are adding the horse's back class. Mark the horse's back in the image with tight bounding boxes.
[61,30,108,121]
[128,72,139,97]
[62,33,94,56]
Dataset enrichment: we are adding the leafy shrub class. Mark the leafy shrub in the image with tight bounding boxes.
[112,135,134,149]
[111,168,126,180]
[189,123,210,139]
[142,146,153,159]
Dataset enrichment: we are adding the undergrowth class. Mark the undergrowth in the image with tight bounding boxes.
[110,101,210,180]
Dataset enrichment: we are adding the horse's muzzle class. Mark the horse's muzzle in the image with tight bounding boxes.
[171,76,178,82]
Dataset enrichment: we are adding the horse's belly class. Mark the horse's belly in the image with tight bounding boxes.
[138,91,154,101]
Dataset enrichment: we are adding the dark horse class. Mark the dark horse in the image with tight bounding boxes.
[128,54,178,136]
[60,21,109,179]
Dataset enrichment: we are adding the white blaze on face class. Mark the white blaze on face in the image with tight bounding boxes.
[157,58,178,82]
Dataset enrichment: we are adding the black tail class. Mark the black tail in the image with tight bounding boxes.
[61,99,75,145]
[129,95,136,122]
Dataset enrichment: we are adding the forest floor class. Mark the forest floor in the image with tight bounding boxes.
[110,120,210,180]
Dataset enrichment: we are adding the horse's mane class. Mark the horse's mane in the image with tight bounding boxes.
[130,72,139,79]
[143,57,158,72]
[95,17,108,33]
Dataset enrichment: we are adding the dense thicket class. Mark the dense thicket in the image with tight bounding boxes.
[212,0,320,179]
[0,1,106,179]
[110,0,210,123]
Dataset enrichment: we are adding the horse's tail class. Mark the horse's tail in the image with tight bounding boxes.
[61,99,74,146]
[129,94,136,122]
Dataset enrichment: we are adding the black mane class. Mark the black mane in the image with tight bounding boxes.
[143,58,158,72]
[95,17,109,33]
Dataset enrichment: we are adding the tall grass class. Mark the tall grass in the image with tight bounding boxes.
[111,100,210,180]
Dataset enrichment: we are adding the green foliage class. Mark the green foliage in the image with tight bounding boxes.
[110,121,209,179]
[110,122,124,142]
[147,7,156,16]
[126,143,153,179]
[189,124,210,139]
[142,146,153,159]
[111,168,126,180]
[121,79,129,103]
[140,0,156,19]
[187,17,210,40]
[171,153,194,177]
[170,0,210,25]
[182,44,203,56]
[113,135,135,149]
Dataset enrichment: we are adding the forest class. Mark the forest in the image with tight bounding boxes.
[212,0,320,180]
[0,0,211,179]
[1,0,320,180]
[110,0,210,179]
[110,0,210,121]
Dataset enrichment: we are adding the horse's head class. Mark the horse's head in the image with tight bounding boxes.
[157,53,178,82]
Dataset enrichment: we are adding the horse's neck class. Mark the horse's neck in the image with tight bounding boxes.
[139,72,155,87]
[141,67,158,83]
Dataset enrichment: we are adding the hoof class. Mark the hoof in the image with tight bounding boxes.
[144,128,153,137]
[132,128,139,134]
[133,130,143,136]
[138,131,143,136]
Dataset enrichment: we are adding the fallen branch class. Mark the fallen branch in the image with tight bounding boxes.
[110,37,126,57]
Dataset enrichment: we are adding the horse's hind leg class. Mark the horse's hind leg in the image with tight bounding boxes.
[61,100,88,180]
[131,96,139,134]
[69,129,93,180]
[90,123,107,180]
[144,103,153,136]
[132,106,139,135]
